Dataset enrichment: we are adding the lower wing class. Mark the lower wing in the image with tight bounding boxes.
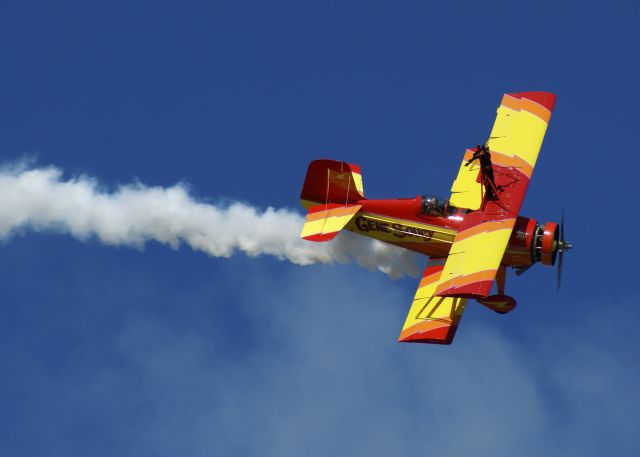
[398,258,468,344]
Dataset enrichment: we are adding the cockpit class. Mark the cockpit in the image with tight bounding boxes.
[420,195,458,217]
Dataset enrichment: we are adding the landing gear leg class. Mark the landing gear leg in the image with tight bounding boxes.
[496,264,506,295]
[477,265,518,314]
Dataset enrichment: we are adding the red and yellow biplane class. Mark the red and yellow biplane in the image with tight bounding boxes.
[299,91,572,344]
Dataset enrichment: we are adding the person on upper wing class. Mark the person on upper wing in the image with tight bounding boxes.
[465,143,499,200]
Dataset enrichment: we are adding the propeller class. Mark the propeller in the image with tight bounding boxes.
[515,211,573,289]
[555,210,573,290]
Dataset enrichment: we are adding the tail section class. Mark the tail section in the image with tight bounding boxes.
[300,159,365,209]
[300,203,362,242]
[300,159,365,242]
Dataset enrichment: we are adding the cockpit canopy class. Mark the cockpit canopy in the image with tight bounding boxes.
[420,195,458,217]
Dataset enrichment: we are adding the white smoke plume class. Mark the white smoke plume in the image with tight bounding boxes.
[0,161,421,278]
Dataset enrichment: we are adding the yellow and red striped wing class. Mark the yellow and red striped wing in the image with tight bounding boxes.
[399,258,467,344]
[435,215,517,297]
[450,92,556,211]
[440,92,556,297]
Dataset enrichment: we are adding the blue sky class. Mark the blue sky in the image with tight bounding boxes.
[1,1,639,456]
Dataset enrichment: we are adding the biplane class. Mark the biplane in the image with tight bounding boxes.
[299,91,572,344]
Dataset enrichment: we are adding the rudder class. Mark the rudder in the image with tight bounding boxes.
[300,159,365,209]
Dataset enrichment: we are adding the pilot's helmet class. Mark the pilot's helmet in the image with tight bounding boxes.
[424,197,440,214]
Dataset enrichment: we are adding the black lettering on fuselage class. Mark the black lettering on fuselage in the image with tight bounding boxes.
[355,217,369,232]
[355,216,437,241]
[391,224,406,238]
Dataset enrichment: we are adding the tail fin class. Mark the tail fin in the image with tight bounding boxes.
[300,159,365,210]
[299,159,365,242]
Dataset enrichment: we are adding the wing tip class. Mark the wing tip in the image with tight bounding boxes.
[506,91,557,112]
[398,321,456,345]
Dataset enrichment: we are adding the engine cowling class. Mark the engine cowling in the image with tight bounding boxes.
[538,222,559,266]
[506,216,538,266]
[506,218,564,269]
[509,216,572,289]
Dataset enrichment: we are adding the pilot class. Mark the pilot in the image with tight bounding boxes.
[465,143,498,200]
[423,197,442,216]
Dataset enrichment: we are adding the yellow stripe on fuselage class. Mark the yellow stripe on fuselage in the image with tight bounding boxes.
[344,212,457,245]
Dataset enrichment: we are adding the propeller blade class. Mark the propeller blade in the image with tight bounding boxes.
[556,250,563,290]
[556,209,568,291]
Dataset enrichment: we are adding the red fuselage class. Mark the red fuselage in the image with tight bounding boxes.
[344,196,540,267]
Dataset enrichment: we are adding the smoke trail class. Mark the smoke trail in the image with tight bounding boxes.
[0,162,421,278]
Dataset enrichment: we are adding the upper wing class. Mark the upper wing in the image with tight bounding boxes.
[439,92,556,297]
[449,91,556,211]
[398,258,467,344]
[449,147,484,210]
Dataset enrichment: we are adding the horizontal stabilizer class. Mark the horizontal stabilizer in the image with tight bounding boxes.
[300,203,362,242]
